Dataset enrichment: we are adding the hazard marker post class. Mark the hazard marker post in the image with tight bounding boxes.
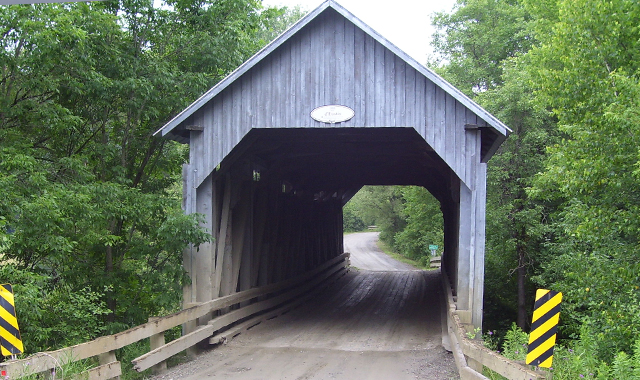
[526,289,562,368]
[0,284,25,357]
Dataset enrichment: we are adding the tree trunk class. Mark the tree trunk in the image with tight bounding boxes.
[105,219,123,323]
[105,243,116,322]
[517,243,526,329]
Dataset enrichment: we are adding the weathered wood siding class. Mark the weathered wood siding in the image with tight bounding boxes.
[185,8,487,189]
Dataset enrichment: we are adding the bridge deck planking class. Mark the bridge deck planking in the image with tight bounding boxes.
[150,270,458,380]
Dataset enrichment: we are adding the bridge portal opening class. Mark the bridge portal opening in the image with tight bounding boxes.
[343,185,444,268]
[206,126,456,279]
[181,126,464,307]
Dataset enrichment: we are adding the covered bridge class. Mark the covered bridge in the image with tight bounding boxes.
[155,0,509,331]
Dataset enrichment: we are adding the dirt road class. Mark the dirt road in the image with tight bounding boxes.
[344,231,416,271]
[153,233,458,380]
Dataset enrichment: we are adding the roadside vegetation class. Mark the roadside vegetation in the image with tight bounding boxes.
[434,0,640,374]
[344,186,444,261]
[375,238,432,270]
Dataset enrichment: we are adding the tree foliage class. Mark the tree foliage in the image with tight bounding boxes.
[394,187,443,260]
[526,0,640,360]
[343,186,443,266]
[343,201,366,232]
[0,0,299,353]
[432,0,534,95]
[344,186,406,242]
[433,0,640,365]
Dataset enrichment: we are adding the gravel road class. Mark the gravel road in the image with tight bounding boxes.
[151,232,458,380]
[344,231,417,271]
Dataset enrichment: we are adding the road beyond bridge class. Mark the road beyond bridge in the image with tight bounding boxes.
[151,232,458,380]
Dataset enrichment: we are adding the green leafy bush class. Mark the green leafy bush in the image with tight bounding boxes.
[393,187,443,261]
[500,323,529,362]
[343,203,365,232]
[484,324,640,380]
[0,265,109,353]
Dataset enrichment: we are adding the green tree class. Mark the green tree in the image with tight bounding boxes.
[478,58,556,331]
[343,200,366,232]
[434,0,640,363]
[527,0,640,360]
[432,0,534,95]
[394,186,443,261]
[432,0,555,331]
[346,186,405,244]
[1,0,298,352]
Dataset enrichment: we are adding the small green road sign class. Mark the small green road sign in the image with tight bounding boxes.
[428,245,438,250]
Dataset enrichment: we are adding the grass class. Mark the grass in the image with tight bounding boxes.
[9,354,97,380]
[375,239,432,270]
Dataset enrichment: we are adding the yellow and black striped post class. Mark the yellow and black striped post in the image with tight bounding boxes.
[0,284,24,356]
[526,289,562,368]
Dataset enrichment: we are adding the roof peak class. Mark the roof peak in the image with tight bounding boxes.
[155,0,510,141]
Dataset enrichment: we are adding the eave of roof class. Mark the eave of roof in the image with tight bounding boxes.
[154,0,511,143]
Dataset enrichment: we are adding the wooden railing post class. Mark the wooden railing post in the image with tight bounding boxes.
[183,302,201,358]
[149,317,168,374]
[98,351,119,380]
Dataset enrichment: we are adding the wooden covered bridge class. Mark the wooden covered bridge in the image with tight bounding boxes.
[1,3,558,379]
[156,0,509,333]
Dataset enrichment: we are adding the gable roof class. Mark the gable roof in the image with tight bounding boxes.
[154,0,511,148]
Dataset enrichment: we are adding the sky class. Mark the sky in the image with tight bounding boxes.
[0,0,457,63]
[261,0,459,65]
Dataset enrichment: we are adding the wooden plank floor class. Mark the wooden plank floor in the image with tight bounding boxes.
[152,269,459,380]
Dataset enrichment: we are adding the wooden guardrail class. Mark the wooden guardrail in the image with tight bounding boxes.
[0,253,350,379]
[441,269,547,380]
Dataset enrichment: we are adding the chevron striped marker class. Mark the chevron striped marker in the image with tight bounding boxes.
[526,289,562,368]
[0,284,24,356]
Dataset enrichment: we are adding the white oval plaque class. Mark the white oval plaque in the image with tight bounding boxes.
[310,105,355,124]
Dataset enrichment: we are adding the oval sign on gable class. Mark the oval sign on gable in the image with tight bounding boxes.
[310,105,355,124]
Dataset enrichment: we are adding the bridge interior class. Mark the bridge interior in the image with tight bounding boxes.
[184,126,464,323]
[220,128,452,198]
[189,126,459,281]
